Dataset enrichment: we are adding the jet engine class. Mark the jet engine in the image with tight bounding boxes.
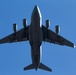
[46,20,50,29]
[23,19,27,28]
[55,25,60,35]
[13,23,18,33]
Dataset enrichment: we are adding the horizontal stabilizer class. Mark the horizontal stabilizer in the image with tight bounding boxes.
[39,63,52,72]
[24,64,34,70]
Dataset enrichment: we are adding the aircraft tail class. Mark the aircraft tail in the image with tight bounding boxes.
[39,63,52,72]
[23,63,52,72]
[24,64,34,70]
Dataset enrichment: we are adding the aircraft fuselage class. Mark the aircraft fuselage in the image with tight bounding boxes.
[29,6,43,70]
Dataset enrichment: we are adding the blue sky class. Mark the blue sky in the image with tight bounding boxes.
[0,0,76,75]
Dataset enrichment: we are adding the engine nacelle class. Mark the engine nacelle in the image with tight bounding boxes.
[23,19,27,28]
[46,20,50,29]
[13,23,18,33]
[55,25,60,35]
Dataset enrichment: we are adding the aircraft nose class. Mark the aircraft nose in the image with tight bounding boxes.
[34,5,38,11]
[31,5,42,20]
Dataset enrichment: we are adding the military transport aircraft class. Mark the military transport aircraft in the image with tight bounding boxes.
[0,5,75,72]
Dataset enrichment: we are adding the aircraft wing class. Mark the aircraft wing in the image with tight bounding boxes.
[0,26,29,44]
[42,26,75,48]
